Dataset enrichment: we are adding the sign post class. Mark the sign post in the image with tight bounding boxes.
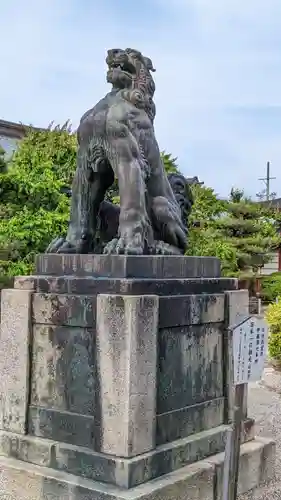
[222,315,268,500]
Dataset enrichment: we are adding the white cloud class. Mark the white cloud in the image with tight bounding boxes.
[1,0,281,196]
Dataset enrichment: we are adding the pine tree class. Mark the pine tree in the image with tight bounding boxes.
[215,188,281,278]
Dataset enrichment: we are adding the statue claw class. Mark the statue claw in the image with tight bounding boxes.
[45,234,94,254]
[149,241,183,256]
[103,235,144,255]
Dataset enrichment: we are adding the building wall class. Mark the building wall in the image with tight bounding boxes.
[0,119,26,158]
[260,251,281,275]
[0,135,19,158]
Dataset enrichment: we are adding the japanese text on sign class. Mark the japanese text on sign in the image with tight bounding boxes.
[232,316,268,385]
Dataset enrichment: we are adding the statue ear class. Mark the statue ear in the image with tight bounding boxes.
[143,56,156,72]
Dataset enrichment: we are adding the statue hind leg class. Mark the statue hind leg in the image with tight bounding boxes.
[146,143,187,253]
[46,144,114,254]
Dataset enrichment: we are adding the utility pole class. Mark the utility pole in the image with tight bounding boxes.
[257,161,276,201]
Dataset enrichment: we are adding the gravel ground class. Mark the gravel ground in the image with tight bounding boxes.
[239,381,281,499]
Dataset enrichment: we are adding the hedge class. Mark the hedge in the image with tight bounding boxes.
[266,300,281,361]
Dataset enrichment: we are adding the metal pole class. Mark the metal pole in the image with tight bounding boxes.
[222,427,234,500]
[258,161,276,201]
[222,384,245,500]
[266,161,270,201]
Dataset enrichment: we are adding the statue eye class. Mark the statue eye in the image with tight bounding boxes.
[131,51,141,59]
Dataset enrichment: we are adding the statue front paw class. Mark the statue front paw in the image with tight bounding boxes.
[149,240,183,255]
[45,237,76,254]
[45,234,95,254]
[103,235,144,255]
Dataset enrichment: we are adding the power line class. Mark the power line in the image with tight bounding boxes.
[257,161,276,201]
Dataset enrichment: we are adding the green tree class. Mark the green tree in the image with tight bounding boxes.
[186,184,237,274]
[0,146,7,173]
[0,146,9,225]
[161,151,178,174]
[215,190,281,278]
[186,185,281,278]
[0,124,77,277]
[3,123,278,282]
[229,187,244,203]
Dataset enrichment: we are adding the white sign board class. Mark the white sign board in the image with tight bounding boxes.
[232,316,268,385]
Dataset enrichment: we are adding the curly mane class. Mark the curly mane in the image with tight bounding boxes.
[121,49,157,122]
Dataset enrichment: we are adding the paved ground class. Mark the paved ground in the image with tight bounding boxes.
[239,380,281,499]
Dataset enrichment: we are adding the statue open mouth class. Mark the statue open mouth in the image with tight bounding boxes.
[106,49,136,78]
[108,60,135,76]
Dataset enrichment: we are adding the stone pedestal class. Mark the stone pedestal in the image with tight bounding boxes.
[0,255,275,499]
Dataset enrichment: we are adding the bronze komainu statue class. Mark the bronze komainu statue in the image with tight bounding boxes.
[50,172,194,254]
[46,48,193,255]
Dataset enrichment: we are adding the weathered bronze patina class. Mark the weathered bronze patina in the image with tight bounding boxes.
[46,48,193,255]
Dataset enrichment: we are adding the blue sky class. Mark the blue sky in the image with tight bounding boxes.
[1,0,281,197]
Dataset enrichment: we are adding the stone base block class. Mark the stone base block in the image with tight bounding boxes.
[35,254,221,279]
[0,420,255,489]
[0,437,275,500]
[207,436,276,498]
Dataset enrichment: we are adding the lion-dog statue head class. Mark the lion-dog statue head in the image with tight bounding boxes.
[106,48,156,122]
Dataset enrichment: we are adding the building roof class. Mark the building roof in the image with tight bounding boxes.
[186,176,204,185]
[0,119,43,140]
[0,119,26,139]
[258,198,281,209]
